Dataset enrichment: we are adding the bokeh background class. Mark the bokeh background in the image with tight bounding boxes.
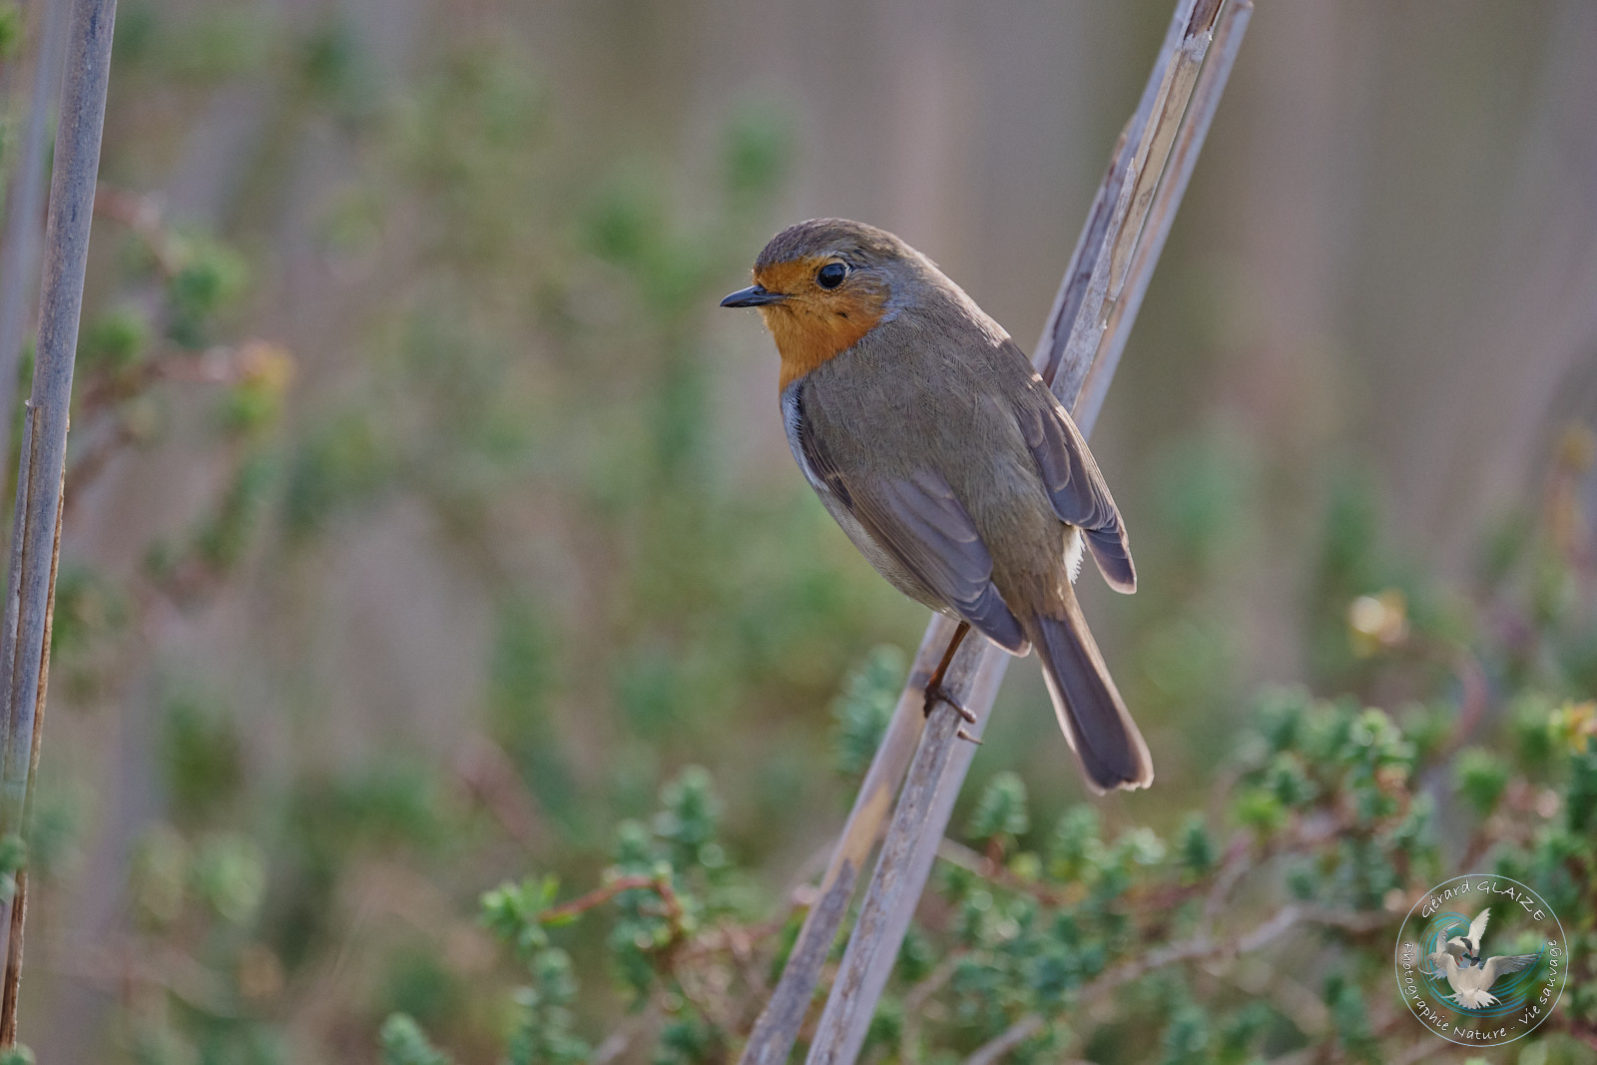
[2,0,1595,1060]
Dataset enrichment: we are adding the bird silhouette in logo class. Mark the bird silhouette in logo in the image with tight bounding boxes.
[1428,907,1539,1009]
[1446,908,1492,966]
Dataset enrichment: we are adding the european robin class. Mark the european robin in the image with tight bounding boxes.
[721,218,1152,792]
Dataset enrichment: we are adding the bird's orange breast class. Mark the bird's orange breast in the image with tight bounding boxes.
[753,257,891,392]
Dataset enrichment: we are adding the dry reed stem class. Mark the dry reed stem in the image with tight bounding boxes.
[735,2,1252,1063]
[0,0,120,1043]
[738,619,953,1064]
[0,470,62,1044]
[0,0,72,433]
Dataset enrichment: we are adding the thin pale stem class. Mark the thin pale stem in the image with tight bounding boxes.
[0,0,72,438]
[0,468,62,1044]
[786,3,1251,1063]
[0,0,119,1043]
[737,619,950,1065]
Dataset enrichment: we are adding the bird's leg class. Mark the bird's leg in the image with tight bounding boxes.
[922,622,979,742]
[922,623,970,716]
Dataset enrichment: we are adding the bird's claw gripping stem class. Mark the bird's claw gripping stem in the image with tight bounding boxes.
[924,685,981,745]
[918,620,979,742]
[922,681,976,725]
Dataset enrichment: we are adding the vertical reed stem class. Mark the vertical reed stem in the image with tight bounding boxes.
[0,0,119,1042]
[739,3,1252,1062]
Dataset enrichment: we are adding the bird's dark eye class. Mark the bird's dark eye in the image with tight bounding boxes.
[816,261,848,289]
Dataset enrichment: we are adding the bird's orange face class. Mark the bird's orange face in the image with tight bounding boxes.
[746,255,892,391]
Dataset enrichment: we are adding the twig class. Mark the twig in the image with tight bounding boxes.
[934,838,1093,913]
[0,0,120,1043]
[737,619,950,1063]
[78,340,288,411]
[0,0,72,433]
[36,939,241,1017]
[0,470,61,1045]
[1079,0,1251,434]
[961,1015,1046,1065]
[539,874,682,930]
[1210,963,1332,1046]
[93,184,185,277]
[899,950,967,1061]
[798,4,1252,1064]
[591,1006,661,1065]
[960,903,1383,1065]
[58,420,136,514]
[1202,832,1255,921]
[62,340,293,524]
[453,732,546,852]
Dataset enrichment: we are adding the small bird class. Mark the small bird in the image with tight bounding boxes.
[1428,910,1538,1009]
[721,218,1152,792]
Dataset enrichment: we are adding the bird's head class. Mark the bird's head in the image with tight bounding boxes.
[720,218,931,390]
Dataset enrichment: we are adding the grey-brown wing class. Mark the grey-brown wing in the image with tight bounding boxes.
[1013,388,1135,593]
[796,416,1028,654]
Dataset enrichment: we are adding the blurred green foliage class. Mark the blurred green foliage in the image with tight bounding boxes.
[425,628,1594,1063]
[0,3,21,65]
[379,1015,453,1065]
[831,645,904,777]
[378,409,1594,1061]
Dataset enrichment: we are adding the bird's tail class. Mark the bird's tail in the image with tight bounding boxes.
[1024,585,1153,793]
[1451,989,1498,1009]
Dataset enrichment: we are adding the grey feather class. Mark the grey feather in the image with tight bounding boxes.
[756,218,1150,793]
[1483,953,1539,980]
[1014,388,1135,594]
[1026,586,1152,792]
[790,386,1028,655]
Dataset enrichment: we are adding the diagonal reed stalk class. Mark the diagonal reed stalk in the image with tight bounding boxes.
[0,0,72,430]
[0,0,120,1044]
[737,2,1251,1062]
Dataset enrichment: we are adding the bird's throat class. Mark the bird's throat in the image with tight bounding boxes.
[763,296,885,392]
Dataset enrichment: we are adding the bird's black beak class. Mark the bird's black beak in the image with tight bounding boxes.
[719,284,786,308]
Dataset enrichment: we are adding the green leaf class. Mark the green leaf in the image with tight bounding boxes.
[1454,747,1509,815]
[831,645,905,777]
[967,771,1030,843]
[379,1013,453,1065]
